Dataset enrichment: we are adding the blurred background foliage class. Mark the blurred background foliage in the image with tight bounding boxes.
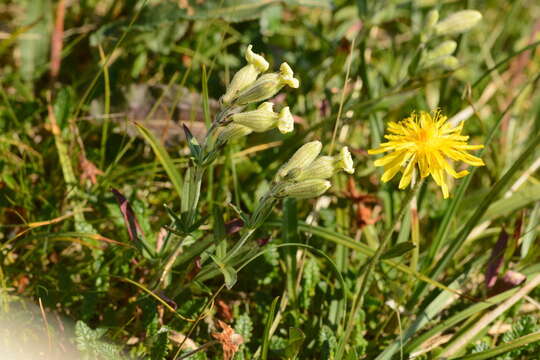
[1,0,540,359]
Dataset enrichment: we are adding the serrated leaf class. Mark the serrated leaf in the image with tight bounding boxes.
[151,328,169,360]
[381,242,416,259]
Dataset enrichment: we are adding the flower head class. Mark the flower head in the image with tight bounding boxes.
[368,110,484,198]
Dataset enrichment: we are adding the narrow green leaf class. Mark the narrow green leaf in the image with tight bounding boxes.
[481,184,540,222]
[261,296,280,360]
[135,122,183,199]
[381,241,416,259]
[201,65,211,128]
[451,331,540,360]
[521,202,540,258]
[213,205,227,259]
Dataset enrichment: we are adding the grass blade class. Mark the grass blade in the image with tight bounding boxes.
[135,122,184,199]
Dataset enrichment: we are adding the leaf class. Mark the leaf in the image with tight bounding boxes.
[481,183,540,222]
[135,122,184,199]
[53,88,72,130]
[18,0,52,81]
[261,297,280,360]
[381,241,416,259]
[182,123,202,163]
[150,328,169,360]
[521,202,540,258]
[111,188,144,243]
[259,4,282,36]
[485,229,508,289]
[210,255,238,289]
[285,327,306,360]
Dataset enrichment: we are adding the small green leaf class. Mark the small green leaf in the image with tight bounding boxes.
[182,124,202,163]
[381,242,416,259]
[210,255,238,289]
[213,206,227,258]
[285,327,305,360]
[53,88,72,130]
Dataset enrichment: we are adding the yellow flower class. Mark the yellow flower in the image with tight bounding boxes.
[368,110,484,198]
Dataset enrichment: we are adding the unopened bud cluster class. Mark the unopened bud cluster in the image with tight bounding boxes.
[420,8,482,71]
[248,141,355,228]
[272,141,355,199]
[216,45,300,146]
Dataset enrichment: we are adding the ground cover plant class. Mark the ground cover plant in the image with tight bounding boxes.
[1,0,540,359]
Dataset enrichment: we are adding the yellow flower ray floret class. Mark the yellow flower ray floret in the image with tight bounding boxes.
[368,110,484,198]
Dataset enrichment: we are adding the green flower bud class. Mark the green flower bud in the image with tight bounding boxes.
[217,123,252,145]
[230,102,276,132]
[230,102,295,134]
[296,156,335,180]
[421,10,439,42]
[425,9,439,29]
[413,0,438,7]
[221,45,269,105]
[434,10,482,36]
[234,62,300,105]
[275,179,331,199]
[294,147,354,181]
[276,141,322,180]
[440,56,459,70]
[427,40,457,60]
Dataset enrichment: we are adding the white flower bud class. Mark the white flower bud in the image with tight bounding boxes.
[338,146,355,174]
[434,10,482,36]
[277,107,294,134]
[221,45,269,105]
[275,179,331,199]
[234,62,299,105]
[245,45,269,73]
[276,141,322,180]
[279,63,300,89]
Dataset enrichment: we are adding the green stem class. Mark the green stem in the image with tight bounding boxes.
[335,179,424,359]
[223,228,257,263]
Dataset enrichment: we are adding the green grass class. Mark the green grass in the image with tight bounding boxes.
[1,0,540,359]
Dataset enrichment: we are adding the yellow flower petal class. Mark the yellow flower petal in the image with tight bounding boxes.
[369,110,484,198]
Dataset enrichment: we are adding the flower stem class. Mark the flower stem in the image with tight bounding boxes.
[335,179,424,359]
